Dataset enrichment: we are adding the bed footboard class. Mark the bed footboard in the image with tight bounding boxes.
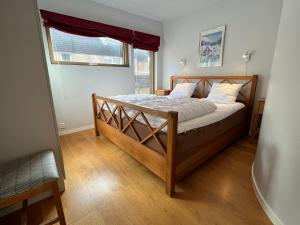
[92,94,178,197]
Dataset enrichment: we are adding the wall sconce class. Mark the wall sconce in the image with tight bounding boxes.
[242,51,251,62]
[179,58,186,66]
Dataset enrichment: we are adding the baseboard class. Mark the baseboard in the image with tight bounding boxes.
[59,124,94,136]
[251,163,285,225]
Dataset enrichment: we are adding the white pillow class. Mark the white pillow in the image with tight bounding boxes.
[207,83,242,103]
[170,83,197,98]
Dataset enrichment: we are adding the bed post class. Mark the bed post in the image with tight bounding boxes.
[166,111,178,197]
[92,93,100,136]
[170,76,175,90]
[247,75,258,133]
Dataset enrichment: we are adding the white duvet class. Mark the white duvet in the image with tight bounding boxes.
[133,97,217,123]
[108,94,217,129]
[111,94,158,103]
[101,94,246,133]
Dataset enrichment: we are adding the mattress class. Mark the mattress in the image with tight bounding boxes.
[108,94,244,134]
[176,106,246,157]
[106,102,248,155]
[177,102,245,133]
[109,95,218,129]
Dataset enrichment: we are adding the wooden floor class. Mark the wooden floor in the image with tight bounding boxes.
[0,129,271,225]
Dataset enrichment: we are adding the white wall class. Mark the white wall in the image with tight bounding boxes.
[162,0,282,98]
[0,0,64,184]
[38,0,163,134]
[253,0,300,224]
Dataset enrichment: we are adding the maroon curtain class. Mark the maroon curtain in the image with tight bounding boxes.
[133,31,160,52]
[40,10,160,52]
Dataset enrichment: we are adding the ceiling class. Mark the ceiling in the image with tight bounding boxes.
[90,0,222,22]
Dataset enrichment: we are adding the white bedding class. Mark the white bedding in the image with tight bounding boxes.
[177,102,245,133]
[111,94,157,103]
[133,97,217,123]
[110,94,216,122]
[105,94,244,133]
[109,95,216,128]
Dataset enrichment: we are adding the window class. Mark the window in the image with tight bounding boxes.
[134,49,154,94]
[46,28,129,66]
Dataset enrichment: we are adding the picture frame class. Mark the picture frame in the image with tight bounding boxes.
[199,25,226,67]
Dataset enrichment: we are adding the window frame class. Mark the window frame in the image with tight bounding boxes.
[149,51,155,94]
[45,28,129,67]
[133,49,155,94]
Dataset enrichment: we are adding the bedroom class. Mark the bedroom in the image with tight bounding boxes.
[0,0,299,225]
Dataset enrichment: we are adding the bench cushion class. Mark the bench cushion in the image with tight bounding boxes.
[0,150,59,198]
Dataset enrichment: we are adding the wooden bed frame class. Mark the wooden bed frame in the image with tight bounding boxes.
[92,75,258,197]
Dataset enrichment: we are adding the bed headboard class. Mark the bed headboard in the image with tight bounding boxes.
[170,75,258,113]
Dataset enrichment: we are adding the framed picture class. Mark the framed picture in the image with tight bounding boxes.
[199,25,226,67]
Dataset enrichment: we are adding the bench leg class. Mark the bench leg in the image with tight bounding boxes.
[52,182,66,225]
[21,199,28,225]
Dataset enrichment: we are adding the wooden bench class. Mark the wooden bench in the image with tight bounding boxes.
[0,150,66,225]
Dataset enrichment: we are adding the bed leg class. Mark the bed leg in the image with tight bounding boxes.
[166,111,178,197]
[166,172,175,197]
[95,128,100,136]
[92,93,100,136]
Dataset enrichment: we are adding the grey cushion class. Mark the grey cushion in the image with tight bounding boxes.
[0,150,59,198]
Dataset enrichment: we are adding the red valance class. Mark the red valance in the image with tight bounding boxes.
[133,31,161,52]
[40,10,160,52]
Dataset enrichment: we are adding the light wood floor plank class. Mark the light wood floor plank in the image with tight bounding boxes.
[0,129,270,225]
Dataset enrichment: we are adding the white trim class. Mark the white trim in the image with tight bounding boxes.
[59,124,94,136]
[251,163,285,225]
